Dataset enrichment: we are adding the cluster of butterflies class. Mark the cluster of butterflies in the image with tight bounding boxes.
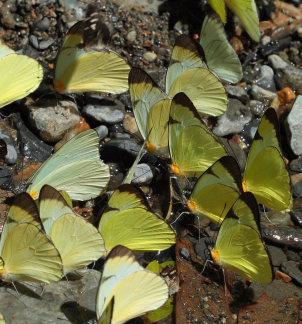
[0,2,285,323]
[0,0,261,109]
[0,129,176,323]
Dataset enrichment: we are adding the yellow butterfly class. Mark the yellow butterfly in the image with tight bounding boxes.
[96,245,169,323]
[98,184,176,253]
[0,41,43,108]
[27,129,110,201]
[0,193,62,283]
[169,92,227,177]
[52,15,130,94]
[187,108,292,224]
[208,0,260,41]
[211,192,273,283]
[39,185,106,275]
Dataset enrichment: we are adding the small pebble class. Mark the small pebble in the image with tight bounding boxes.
[143,51,157,62]
[126,30,137,42]
[94,125,108,140]
[132,163,153,186]
[180,248,191,261]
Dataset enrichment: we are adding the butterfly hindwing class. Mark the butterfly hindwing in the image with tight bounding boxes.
[0,223,62,283]
[27,129,110,201]
[211,192,273,283]
[96,245,169,324]
[169,93,227,177]
[200,13,242,84]
[187,156,242,224]
[39,185,106,274]
[0,42,43,109]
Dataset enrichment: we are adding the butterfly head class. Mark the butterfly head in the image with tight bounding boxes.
[29,190,39,200]
[0,258,7,280]
[210,248,221,265]
[187,198,197,214]
[170,163,185,176]
[147,140,156,153]
[53,80,66,93]
[242,180,248,192]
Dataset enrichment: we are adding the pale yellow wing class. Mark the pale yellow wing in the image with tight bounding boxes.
[53,48,130,94]
[226,0,260,41]
[50,213,105,274]
[168,67,228,116]
[0,223,62,283]
[0,51,43,108]
[96,246,169,324]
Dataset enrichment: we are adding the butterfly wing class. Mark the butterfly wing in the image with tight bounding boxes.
[50,213,105,274]
[98,297,114,324]
[96,246,169,323]
[146,98,171,155]
[27,129,110,201]
[0,193,41,253]
[244,147,292,211]
[200,14,242,84]
[169,93,227,177]
[243,108,292,211]
[226,0,260,41]
[166,35,205,93]
[39,185,79,235]
[99,207,176,252]
[168,67,228,116]
[0,49,43,108]
[188,156,242,224]
[0,223,62,283]
[212,192,273,283]
[208,0,227,23]
[53,47,130,94]
[128,68,167,140]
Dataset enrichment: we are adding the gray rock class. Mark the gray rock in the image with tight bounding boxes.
[213,99,252,136]
[225,85,249,103]
[94,125,108,140]
[290,157,302,173]
[248,280,302,302]
[286,250,301,262]
[293,181,302,198]
[241,118,260,144]
[281,260,302,285]
[250,85,277,103]
[0,269,100,324]
[28,99,80,143]
[29,35,39,49]
[249,100,267,117]
[39,39,55,50]
[285,95,302,155]
[256,65,276,92]
[266,245,287,266]
[132,163,153,185]
[13,113,52,163]
[269,54,302,91]
[34,17,50,31]
[83,97,125,125]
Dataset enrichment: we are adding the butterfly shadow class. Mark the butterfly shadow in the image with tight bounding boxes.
[61,301,96,324]
[158,0,206,35]
[1,281,43,299]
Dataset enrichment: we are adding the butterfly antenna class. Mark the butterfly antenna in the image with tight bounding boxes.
[11,281,20,296]
[200,256,212,275]
[170,211,190,226]
[261,205,275,226]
